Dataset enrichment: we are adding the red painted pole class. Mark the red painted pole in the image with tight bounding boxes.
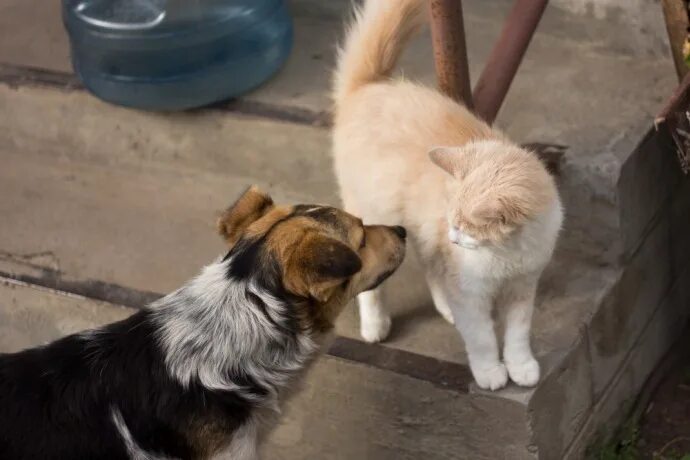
[472,0,548,124]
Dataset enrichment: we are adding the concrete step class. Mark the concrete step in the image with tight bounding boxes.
[0,83,613,367]
[0,0,677,264]
[0,277,531,460]
[0,0,674,129]
[0,80,612,459]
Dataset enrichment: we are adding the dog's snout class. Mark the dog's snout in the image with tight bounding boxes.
[392,225,407,239]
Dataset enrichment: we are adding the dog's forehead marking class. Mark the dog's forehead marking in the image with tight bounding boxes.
[293,204,334,216]
[247,205,362,267]
[292,205,359,236]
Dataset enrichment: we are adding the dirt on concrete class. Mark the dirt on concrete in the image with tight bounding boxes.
[589,333,690,460]
[637,349,690,459]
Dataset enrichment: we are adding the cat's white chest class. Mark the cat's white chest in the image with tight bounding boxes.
[456,245,515,280]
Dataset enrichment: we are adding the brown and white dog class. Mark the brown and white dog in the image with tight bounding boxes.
[0,186,406,460]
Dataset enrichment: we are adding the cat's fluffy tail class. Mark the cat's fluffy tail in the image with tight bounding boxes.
[333,0,426,107]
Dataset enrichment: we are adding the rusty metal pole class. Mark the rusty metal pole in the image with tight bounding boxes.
[428,0,473,107]
[661,0,690,81]
[472,0,548,124]
[655,70,690,173]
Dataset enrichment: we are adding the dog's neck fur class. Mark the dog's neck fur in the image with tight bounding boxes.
[151,256,318,407]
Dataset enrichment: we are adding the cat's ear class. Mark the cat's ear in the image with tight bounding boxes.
[471,197,527,226]
[471,200,507,224]
[428,146,460,176]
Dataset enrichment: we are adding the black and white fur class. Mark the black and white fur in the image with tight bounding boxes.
[0,251,315,460]
[0,184,407,460]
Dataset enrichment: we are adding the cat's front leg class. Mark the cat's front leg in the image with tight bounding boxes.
[500,272,541,387]
[358,288,391,343]
[450,276,507,390]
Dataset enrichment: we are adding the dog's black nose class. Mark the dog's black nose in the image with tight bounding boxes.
[392,225,407,239]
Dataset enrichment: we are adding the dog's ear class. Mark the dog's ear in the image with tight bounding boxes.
[284,233,362,303]
[217,185,274,247]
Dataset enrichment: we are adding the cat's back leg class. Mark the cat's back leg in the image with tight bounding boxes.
[426,271,455,324]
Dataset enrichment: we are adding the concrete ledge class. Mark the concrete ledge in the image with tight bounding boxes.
[562,127,690,457]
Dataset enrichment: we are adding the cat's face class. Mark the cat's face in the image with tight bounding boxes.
[446,190,518,248]
[446,182,523,248]
[429,141,556,249]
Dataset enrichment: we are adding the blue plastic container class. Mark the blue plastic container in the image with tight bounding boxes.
[62,0,293,110]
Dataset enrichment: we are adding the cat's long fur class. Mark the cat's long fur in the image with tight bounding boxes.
[332,0,563,390]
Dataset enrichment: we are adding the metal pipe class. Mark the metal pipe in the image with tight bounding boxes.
[428,0,473,107]
[472,0,548,124]
[661,0,690,81]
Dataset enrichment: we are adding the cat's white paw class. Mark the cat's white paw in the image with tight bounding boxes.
[435,304,455,325]
[472,363,508,391]
[360,314,391,343]
[506,358,540,387]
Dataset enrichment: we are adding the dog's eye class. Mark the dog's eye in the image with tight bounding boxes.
[359,233,366,249]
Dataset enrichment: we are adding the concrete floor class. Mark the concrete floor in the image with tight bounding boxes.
[0,0,674,358]
[0,0,682,458]
[0,83,616,365]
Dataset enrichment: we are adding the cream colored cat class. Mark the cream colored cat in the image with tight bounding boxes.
[332,0,563,390]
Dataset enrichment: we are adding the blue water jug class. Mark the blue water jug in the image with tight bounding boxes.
[62,0,293,110]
